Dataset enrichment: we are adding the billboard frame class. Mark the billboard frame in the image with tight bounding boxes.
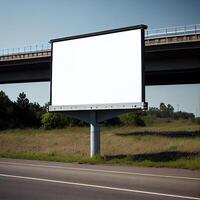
[49,24,147,111]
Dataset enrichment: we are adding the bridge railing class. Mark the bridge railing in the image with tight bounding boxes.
[0,43,51,57]
[145,24,200,39]
[0,24,200,56]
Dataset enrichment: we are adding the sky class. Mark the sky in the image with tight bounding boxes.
[0,0,200,116]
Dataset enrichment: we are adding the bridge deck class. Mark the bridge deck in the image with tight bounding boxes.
[0,33,200,85]
[0,33,200,62]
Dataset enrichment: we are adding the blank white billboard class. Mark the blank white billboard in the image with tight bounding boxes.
[50,26,145,111]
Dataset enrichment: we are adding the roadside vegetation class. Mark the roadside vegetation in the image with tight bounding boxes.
[0,90,200,169]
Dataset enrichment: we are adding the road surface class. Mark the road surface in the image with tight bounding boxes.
[0,158,199,200]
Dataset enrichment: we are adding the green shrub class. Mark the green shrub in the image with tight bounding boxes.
[101,117,121,126]
[196,117,200,125]
[120,112,135,126]
[120,112,145,126]
[134,114,146,126]
[41,113,69,129]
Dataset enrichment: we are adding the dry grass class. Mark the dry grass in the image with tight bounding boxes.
[0,121,200,169]
[0,121,199,156]
[0,128,90,156]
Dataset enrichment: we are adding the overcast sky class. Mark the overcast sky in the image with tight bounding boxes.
[0,0,200,116]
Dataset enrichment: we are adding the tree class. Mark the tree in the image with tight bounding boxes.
[160,102,167,112]
[0,91,13,117]
[29,102,46,127]
[159,102,174,118]
[167,104,174,117]
[16,92,29,110]
[0,91,14,129]
[14,92,43,128]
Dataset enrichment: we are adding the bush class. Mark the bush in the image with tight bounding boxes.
[173,111,195,120]
[196,117,200,125]
[143,115,156,125]
[120,112,145,126]
[134,114,146,126]
[101,117,121,126]
[67,117,87,127]
[120,112,135,126]
[41,113,69,129]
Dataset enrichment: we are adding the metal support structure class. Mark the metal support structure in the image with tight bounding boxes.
[90,111,100,157]
[55,105,148,157]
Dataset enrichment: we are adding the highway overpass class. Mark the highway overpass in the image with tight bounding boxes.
[0,24,200,85]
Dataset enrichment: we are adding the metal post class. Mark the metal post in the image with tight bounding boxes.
[90,111,100,157]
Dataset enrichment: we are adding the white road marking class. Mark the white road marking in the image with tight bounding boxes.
[0,173,199,200]
[0,161,199,181]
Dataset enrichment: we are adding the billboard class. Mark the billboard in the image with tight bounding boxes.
[49,25,147,111]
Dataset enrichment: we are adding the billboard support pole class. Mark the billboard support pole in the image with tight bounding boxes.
[90,111,100,157]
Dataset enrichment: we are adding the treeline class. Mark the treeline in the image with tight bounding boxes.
[0,91,45,129]
[0,90,197,130]
[0,91,85,130]
[147,103,195,120]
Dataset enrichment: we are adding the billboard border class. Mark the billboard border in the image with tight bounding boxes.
[50,24,147,43]
[49,24,147,111]
[50,40,53,106]
[49,102,148,112]
[141,28,145,102]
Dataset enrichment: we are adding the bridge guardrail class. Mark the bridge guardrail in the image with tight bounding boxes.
[0,24,200,57]
[0,43,51,57]
[145,24,200,39]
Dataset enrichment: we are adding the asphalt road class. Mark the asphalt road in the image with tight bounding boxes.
[0,158,199,200]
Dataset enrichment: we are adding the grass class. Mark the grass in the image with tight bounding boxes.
[0,120,200,170]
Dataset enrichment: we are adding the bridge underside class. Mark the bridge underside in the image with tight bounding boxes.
[0,40,200,85]
[0,57,50,84]
[145,41,200,85]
